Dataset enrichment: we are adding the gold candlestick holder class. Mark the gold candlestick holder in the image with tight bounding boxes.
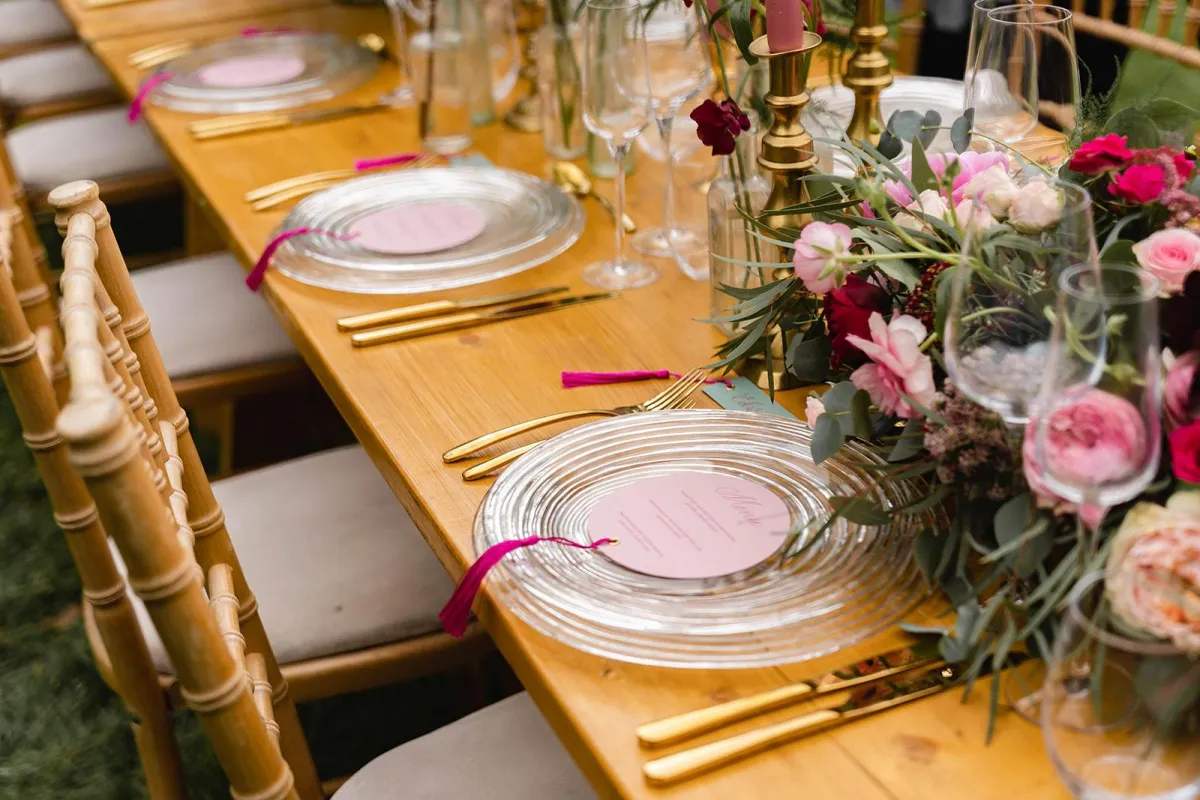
[843,0,892,146]
[736,32,823,392]
[504,0,546,133]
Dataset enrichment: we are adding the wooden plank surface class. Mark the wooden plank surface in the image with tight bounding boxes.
[89,9,1070,798]
[56,0,331,43]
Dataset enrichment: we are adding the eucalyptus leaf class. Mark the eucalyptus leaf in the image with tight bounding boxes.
[901,483,951,515]
[918,110,942,148]
[811,413,845,464]
[850,389,873,439]
[820,381,858,413]
[899,622,948,636]
[954,601,981,643]
[909,137,939,193]
[829,496,892,525]
[876,130,903,159]
[914,526,942,585]
[950,108,975,153]
[993,493,1034,546]
[888,417,926,461]
[939,633,970,664]
[887,109,924,141]
[786,336,831,382]
[869,257,921,289]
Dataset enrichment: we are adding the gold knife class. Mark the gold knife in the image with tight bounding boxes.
[190,104,391,140]
[350,292,617,347]
[642,655,1030,786]
[636,644,941,748]
[336,286,571,332]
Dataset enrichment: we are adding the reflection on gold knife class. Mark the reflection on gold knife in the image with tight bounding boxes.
[336,286,570,331]
[636,644,941,748]
[642,655,1030,787]
[190,103,391,140]
[350,292,618,347]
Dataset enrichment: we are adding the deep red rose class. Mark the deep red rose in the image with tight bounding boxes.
[1110,164,1166,204]
[1175,152,1195,182]
[1170,419,1200,483]
[824,274,890,368]
[691,99,751,157]
[1067,134,1133,174]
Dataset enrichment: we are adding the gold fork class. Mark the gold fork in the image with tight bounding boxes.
[460,397,701,481]
[129,40,193,69]
[250,154,437,211]
[443,368,709,463]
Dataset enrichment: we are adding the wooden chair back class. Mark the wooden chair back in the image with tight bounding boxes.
[1056,0,1200,69]
[53,201,301,800]
[47,180,323,799]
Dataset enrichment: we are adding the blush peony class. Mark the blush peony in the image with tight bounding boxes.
[1105,491,1200,654]
[1133,228,1200,295]
[1008,179,1065,231]
[958,163,1018,217]
[793,221,853,293]
[845,313,936,419]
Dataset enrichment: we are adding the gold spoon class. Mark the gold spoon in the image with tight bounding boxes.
[552,161,636,233]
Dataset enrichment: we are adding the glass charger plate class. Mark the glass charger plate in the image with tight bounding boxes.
[475,409,935,669]
[149,32,378,114]
[271,166,584,294]
[805,76,966,174]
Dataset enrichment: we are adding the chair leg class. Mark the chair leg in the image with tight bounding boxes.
[189,400,236,478]
[183,194,225,258]
[272,682,325,800]
[129,712,189,800]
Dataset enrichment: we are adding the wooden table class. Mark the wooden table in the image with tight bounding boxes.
[57,0,331,43]
[88,8,1070,798]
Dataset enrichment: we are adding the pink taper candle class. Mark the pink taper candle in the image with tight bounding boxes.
[766,0,807,52]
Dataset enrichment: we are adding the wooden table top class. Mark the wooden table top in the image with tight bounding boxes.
[90,8,1070,798]
[56,0,331,43]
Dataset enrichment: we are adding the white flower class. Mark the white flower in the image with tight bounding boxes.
[910,189,950,219]
[959,163,1018,217]
[1008,178,1064,231]
[805,396,825,430]
[953,198,998,233]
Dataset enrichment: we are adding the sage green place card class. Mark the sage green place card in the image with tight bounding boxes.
[703,376,797,419]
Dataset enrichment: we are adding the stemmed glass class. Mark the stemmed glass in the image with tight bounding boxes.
[1034,263,1163,509]
[944,179,1098,426]
[963,0,1031,90]
[628,0,712,261]
[1043,572,1200,799]
[581,0,656,289]
[381,0,416,106]
[966,5,1080,147]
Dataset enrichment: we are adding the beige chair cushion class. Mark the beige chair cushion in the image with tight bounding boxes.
[0,44,113,107]
[0,0,73,46]
[334,693,596,799]
[121,445,456,672]
[131,252,297,379]
[6,107,169,194]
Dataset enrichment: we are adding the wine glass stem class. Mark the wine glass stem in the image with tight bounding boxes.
[657,114,675,236]
[611,140,630,275]
[385,0,413,93]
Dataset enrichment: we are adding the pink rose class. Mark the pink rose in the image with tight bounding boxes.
[1175,152,1196,182]
[1171,419,1200,484]
[1166,350,1199,430]
[1133,229,1200,295]
[1067,134,1134,174]
[793,222,853,294]
[1008,178,1065,231]
[846,313,936,419]
[805,395,826,430]
[1110,164,1167,204]
[1105,492,1200,654]
[1021,419,1106,529]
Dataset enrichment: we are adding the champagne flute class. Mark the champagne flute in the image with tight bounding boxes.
[966,5,1080,147]
[581,0,656,289]
[628,0,712,262]
[1034,263,1163,509]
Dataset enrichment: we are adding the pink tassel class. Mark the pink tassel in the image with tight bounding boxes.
[561,370,734,389]
[128,72,172,123]
[353,152,422,171]
[438,536,616,637]
[241,26,297,36]
[246,228,357,291]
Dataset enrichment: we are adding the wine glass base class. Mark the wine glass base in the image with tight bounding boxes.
[582,259,659,290]
[632,226,704,259]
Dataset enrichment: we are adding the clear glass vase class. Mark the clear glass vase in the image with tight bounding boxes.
[707,131,775,336]
[536,23,585,159]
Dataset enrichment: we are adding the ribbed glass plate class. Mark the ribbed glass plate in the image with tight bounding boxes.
[805,76,966,174]
[474,410,935,668]
[150,33,378,114]
[272,166,584,294]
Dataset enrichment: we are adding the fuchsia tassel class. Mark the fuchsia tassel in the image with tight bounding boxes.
[438,536,616,637]
[353,152,422,171]
[561,370,734,389]
[128,72,172,123]
[246,228,356,291]
[241,26,298,36]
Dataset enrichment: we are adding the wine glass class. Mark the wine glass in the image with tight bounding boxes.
[627,0,712,261]
[963,0,1031,91]
[381,0,416,106]
[581,0,656,289]
[486,0,521,101]
[1034,263,1163,509]
[944,178,1097,425]
[1044,572,1200,799]
[966,5,1080,147]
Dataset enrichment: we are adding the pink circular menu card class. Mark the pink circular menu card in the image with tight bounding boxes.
[587,472,791,579]
[346,203,488,255]
[196,55,307,88]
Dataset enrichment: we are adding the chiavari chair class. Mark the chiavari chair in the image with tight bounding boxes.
[52,228,593,796]
[42,180,493,795]
[0,43,120,126]
[1060,0,1200,70]
[0,0,74,60]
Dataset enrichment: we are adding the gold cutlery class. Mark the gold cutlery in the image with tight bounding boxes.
[443,367,707,463]
[350,292,617,348]
[250,154,437,211]
[636,645,940,748]
[190,103,391,141]
[83,0,146,8]
[245,152,426,202]
[460,397,701,481]
[337,286,569,332]
[551,161,636,233]
[642,656,1029,786]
